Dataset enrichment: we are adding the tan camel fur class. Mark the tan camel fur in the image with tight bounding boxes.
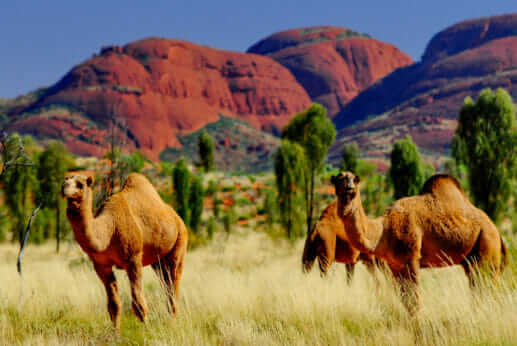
[302,201,380,283]
[62,172,188,330]
[331,172,508,314]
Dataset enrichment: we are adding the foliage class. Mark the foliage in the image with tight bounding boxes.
[281,103,336,235]
[274,140,306,239]
[262,188,277,228]
[198,130,215,172]
[222,206,236,235]
[172,158,191,226]
[206,216,216,239]
[2,135,38,244]
[444,159,469,192]
[361,171,392,217]
[188,175,204,233]
[37,141,73,252]
[388,135,433,200]
[339,143,359,174]
[95,149,147,209]
[452,88,517,223]
[206,180,217,196]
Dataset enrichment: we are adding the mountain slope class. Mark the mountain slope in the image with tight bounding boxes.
[331,14,517,164]
[5,38,311,160]
[248,26,413,118]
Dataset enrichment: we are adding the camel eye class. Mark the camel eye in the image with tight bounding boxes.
[76,182,84,189]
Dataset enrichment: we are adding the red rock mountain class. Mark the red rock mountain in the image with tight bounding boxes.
[7,38,311,159]
[247,26,413,118]
[330,14,517,165]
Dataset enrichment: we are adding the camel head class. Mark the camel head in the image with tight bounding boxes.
[61,174,94,204]
[331,171,360,206]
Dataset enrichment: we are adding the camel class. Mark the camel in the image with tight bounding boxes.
[331,172,508,314]
[302,201,380,283]
[62,172,188,330]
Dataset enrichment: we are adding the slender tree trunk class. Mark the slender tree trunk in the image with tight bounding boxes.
[20,182,28,247]
[56,203,61,253]
[305,169,315,235]
[287,196,292,239]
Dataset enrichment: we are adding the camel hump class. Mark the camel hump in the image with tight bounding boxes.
[122,173,152,191]
[420,174,465,196]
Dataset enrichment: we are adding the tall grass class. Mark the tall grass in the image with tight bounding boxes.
[1,232,517,345]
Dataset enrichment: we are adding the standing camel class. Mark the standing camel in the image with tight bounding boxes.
[62,172,188,330]
[331,172,508,314]
[302,201,380,283]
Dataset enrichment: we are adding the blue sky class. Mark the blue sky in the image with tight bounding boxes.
[1,1,515,98]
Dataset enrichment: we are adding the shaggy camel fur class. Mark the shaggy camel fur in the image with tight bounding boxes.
[302,202,380,282]
[62,173,188,330]
[331,172,508,314]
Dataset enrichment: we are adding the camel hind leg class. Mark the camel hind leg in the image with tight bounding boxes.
[127,254,148,323]
[461,228,502,288]
[153,232,188,315]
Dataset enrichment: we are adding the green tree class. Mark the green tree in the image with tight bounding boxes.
[281,103,336,235]
[206,216,216,239]
[3,135,38,244]
[222,206,236,235]
[198,130,215,172]
[188,174,204,233]
[452,88,517,223]
[339,143,359,174]
[388,135,432,200]
[173,158,191,226]
[262,188,277,228]
[274,140,306,239]
[37,142,73,251]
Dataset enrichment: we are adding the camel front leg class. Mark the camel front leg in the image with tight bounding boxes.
[344,263,355,284]
[318,236,335,278]
[94,263,121,330]
[127,256,148,322]
[392,259,421,315]
[363,257,383,292]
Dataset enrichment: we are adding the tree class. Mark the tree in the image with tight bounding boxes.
[452,88,517,223]
[37,142,73,252]
[262,188,277,228]
[388,135,432,200]
[222,206,236,235]
[198,130,215,172]
[281,103,336,235]
[339,143,359,174]
[3,135,38,245]
[274,140,306,239]
[188,174,204,233]
[172,158,191,226]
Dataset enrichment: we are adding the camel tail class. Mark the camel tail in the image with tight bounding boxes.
[302,233,318,273]
[500,236,509,272]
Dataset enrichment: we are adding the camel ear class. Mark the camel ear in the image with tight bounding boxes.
[86,175,94,187]
[354,175,360,185]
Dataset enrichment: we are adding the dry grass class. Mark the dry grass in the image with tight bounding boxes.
[1,232,517,345]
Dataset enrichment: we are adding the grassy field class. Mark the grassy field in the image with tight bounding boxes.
[2,231,517,345]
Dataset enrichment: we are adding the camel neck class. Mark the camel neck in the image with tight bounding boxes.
[67,190,112,253]
[339,191,383,255]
